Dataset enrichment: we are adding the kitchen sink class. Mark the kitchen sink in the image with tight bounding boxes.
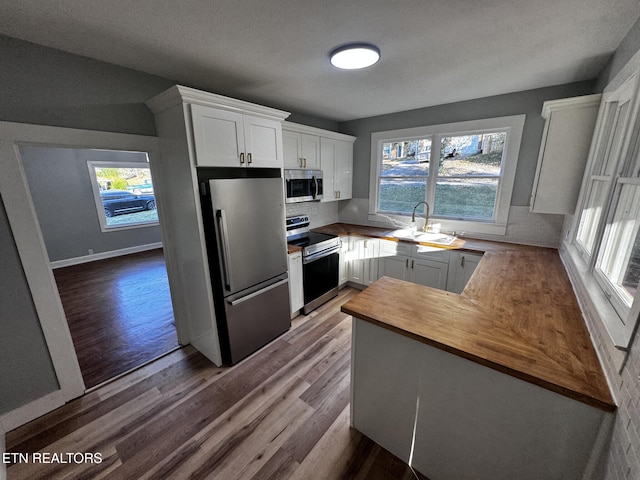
[390,229,457,245]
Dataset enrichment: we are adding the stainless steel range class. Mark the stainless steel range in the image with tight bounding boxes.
[286,215,340,314]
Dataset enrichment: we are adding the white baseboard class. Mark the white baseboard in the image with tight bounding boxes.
[0,389,66,434]
[50,242,163,269]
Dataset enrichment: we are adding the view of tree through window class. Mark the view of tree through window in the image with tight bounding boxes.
[89,163,158,229]
[436,132,505,219]
[377,132,506,219]
[379,138,431,214]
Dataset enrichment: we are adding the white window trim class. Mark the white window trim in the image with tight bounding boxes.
[564,72,640,352]
[87,160,159,233]
[368,115,525,236]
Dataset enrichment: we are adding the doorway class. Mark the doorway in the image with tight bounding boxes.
[19,145,178,389]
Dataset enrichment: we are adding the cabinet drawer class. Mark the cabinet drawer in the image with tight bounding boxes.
[379,239,412,257]
[412,244,450,262]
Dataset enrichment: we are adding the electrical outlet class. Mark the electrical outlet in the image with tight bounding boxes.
[88,249,94,255]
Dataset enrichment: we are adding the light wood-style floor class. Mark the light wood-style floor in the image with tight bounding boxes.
[6,287,428,480]
[53,249,179,389]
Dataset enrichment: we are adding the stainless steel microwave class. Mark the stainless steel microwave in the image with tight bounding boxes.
[284,169,323,203]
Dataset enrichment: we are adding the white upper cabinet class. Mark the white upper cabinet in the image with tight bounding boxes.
[282,121,356,202]
[321,137,354,201]
[530,94,601,214]
[283,130,320,169]
[191,104,284,168]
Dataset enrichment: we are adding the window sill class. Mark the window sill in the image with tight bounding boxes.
[368,212,507,236]
[560,241,631,351]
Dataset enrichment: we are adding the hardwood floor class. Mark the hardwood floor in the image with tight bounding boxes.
[6,288,428,480]
[53,249,179,389]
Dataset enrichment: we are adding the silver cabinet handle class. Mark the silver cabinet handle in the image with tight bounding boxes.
[240,152,245,164]
[228,278,288,306]
[247,152,252,164]
[405,258,409,268]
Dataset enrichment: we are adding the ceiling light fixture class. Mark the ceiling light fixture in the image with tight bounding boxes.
[330,43,380,70]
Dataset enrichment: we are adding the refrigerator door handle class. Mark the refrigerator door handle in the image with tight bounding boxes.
[216,209,233,291]
[227,277,289,306]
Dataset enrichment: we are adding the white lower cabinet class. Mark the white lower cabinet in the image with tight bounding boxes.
[446,251,483,294]
[347,238,482,292]
[338,238,349,286]
[287,251,303,317]
[348,236,379,286]
[379,241,449,290]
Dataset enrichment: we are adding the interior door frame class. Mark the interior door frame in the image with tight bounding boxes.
[0,121,170,431]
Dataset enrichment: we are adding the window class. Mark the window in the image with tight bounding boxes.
[88,159,158,231]
[569,72,640,348]
[369,115,525,235]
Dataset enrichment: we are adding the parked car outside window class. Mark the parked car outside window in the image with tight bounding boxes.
[100,189,156,218]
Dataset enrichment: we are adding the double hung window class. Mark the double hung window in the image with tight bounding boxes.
[571,73,640,346]
[370,116,525,235]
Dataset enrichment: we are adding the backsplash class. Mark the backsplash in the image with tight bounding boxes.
[337,198,565,248]
[285,201,339,229]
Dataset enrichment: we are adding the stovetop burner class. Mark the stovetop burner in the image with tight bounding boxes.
[286,215,340,257]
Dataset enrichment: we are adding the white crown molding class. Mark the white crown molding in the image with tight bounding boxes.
[283,121,356,143]
[541,93,602,119]
[146,85,290,121]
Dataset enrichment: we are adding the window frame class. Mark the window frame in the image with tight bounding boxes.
[567,72,640,350]
[87,159,159,233]
[368,115,525,235]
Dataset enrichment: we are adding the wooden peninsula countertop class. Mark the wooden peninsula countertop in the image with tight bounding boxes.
[316,223,616,412]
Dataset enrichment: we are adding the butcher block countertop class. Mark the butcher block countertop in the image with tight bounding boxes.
[317,223,616,412]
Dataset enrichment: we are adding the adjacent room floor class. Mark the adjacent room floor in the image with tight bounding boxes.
[6,287,429,480]
[53,248,179,389]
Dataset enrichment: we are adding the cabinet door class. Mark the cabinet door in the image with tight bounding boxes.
[339,238,349,286]
[409,258,448,290]
[243,115,283,168]
[300,134,320,169]
[191,104,244,167]
[287,252,304,316]
[334,140,353,200]
[530,96,600,214]
[348,237,364,284]
[363,239,379,286]
[283,130,303,168]
[447,252,482,293]
[320,137,337,201]
[379,255,410,281]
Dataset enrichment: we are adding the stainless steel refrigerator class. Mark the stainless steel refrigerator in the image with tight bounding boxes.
[199,168,291,365]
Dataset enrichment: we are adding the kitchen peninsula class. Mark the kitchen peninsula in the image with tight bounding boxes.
[320,223,615,480]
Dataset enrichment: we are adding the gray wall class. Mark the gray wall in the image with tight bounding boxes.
[338,81,595,206]
[21,146,162,262]
[0,195,59,415]
[0,33,338,416]
[596,16,640,92]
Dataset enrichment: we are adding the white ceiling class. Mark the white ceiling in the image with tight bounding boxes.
[1,0,639,122]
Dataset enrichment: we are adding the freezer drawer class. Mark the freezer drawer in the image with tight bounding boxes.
[222,277,291,364]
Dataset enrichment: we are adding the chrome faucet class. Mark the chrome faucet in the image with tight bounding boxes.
[411,201,430,232]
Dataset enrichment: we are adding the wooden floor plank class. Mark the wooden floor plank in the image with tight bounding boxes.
[6,287,428,480]
[53,249,178,389]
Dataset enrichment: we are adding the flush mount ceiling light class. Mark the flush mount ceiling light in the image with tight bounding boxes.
[330,43,380,70]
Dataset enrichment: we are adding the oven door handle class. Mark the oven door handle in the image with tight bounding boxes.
[303,246,340,264]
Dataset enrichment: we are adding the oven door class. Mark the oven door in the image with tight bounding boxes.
[302,251,339,314]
